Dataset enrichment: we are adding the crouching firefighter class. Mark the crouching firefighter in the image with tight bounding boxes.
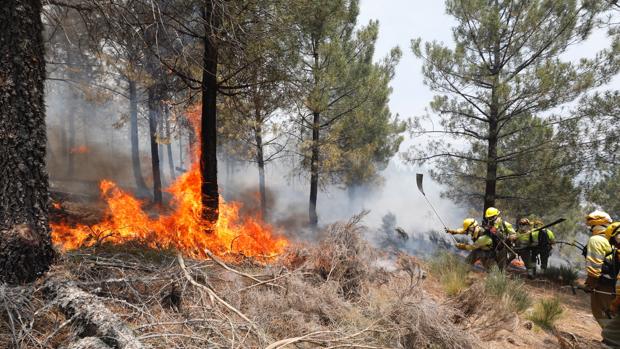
[448,219,492,266]
[483,207,516,270]
[583,210,614,328]
[599,223,620,346]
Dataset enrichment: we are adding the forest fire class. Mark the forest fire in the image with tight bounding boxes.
[69,145,90,154]
[51,105,288,260]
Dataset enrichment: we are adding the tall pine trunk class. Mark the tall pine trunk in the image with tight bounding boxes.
[0,0,54,284]
[66,92,76,176]
[164,107,176,180]
[484,40,501,212]
[254,123,267,220]
[148,87,163,204]
[129,79,149,195]
[200,3,219,225]
[309,111,320,227]
[158,107,166,187]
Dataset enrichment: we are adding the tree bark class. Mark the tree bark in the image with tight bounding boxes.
[200,3,220,225]
[67,91,76,176]
[128,79,149,195]
[158,106,166,187]
[309,111,320,227]
[484,120,498,211]
[147,87,163,205]
[254,123,267,220]
[0,0,55,284]
[164,107,176,180]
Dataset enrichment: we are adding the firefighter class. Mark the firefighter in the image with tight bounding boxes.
[515,218,537,278]
[482,207,516,270]
[446,218,483,241]
[455,234,495,269]
[583,210,614,328]
[601,222,620,346]
[530,220,556,273]
[447,218,486,265]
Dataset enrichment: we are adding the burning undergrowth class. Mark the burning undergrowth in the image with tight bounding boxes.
[1,215,476,348]
[50,105,288,261]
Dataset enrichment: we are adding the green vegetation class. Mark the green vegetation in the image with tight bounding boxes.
[428,252,471,296]
[527,297,564,329]
[542,265,579,286]
[485,266,531,313]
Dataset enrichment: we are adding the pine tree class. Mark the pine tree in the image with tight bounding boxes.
[406,0,614,214]
[0,0,55,284]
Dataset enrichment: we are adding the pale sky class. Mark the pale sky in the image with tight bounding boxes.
[357,0,619,140]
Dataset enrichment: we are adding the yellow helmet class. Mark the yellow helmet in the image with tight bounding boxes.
[586,210,612,227]
[485,207,500,218]
[605,222,620,241]
[463,218,478,231]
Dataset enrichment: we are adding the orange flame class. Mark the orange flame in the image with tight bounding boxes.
[69,145,90,154]
[51,105,288,260]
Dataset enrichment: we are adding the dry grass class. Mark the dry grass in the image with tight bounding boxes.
[0,214,476,349]
[428,251,471,296]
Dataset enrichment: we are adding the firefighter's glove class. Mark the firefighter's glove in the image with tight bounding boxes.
[584,275,598,291]
[456,243,467,250]
[508,233,517,241]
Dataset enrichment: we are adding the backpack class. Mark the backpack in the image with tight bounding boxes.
[538,228,550,249]
[601,248,620,279]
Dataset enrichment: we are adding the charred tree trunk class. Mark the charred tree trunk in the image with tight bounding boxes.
[484,119,498,211]
[67,92,76,176]
[129,79,149,195]
[254,123,267,220]
[148,87,163,205]
[309,111,320,227]
[200,3,220,225]
[158,107,166,187]
[179,125,184,170]
[484,39,502,212]
[0,0,54,284]
[164,107,176,180]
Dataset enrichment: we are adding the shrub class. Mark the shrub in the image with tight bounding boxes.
[428,252,470,296]
[485,266,531,313]
[543,265,578,285]
[527,297,563,329]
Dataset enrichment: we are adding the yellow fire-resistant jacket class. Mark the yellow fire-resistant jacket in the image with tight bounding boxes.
[586,233,613,278]
[516,228,556,248]
[489,218,515,240]
[460,234,493,251]
[450,226,484,241]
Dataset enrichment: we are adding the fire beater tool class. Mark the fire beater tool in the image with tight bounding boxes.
[416,173,456,244]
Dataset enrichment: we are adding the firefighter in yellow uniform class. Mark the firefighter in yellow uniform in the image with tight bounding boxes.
[447,218,489,266]
[515,218,537,278]
[600,222,620,346]
[455,234,495,269]
[584,210,614,328]
[483,207,516,270]
[446,218,484,241]
[530,221,556,273]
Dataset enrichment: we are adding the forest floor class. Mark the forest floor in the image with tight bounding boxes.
[0,205,611,348]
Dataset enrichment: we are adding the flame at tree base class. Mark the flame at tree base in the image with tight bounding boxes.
[51,162,288,260]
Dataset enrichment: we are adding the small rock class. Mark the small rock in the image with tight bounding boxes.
[524,321,533,330]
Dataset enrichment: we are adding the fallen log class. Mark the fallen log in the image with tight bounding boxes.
[45,277,146,349]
